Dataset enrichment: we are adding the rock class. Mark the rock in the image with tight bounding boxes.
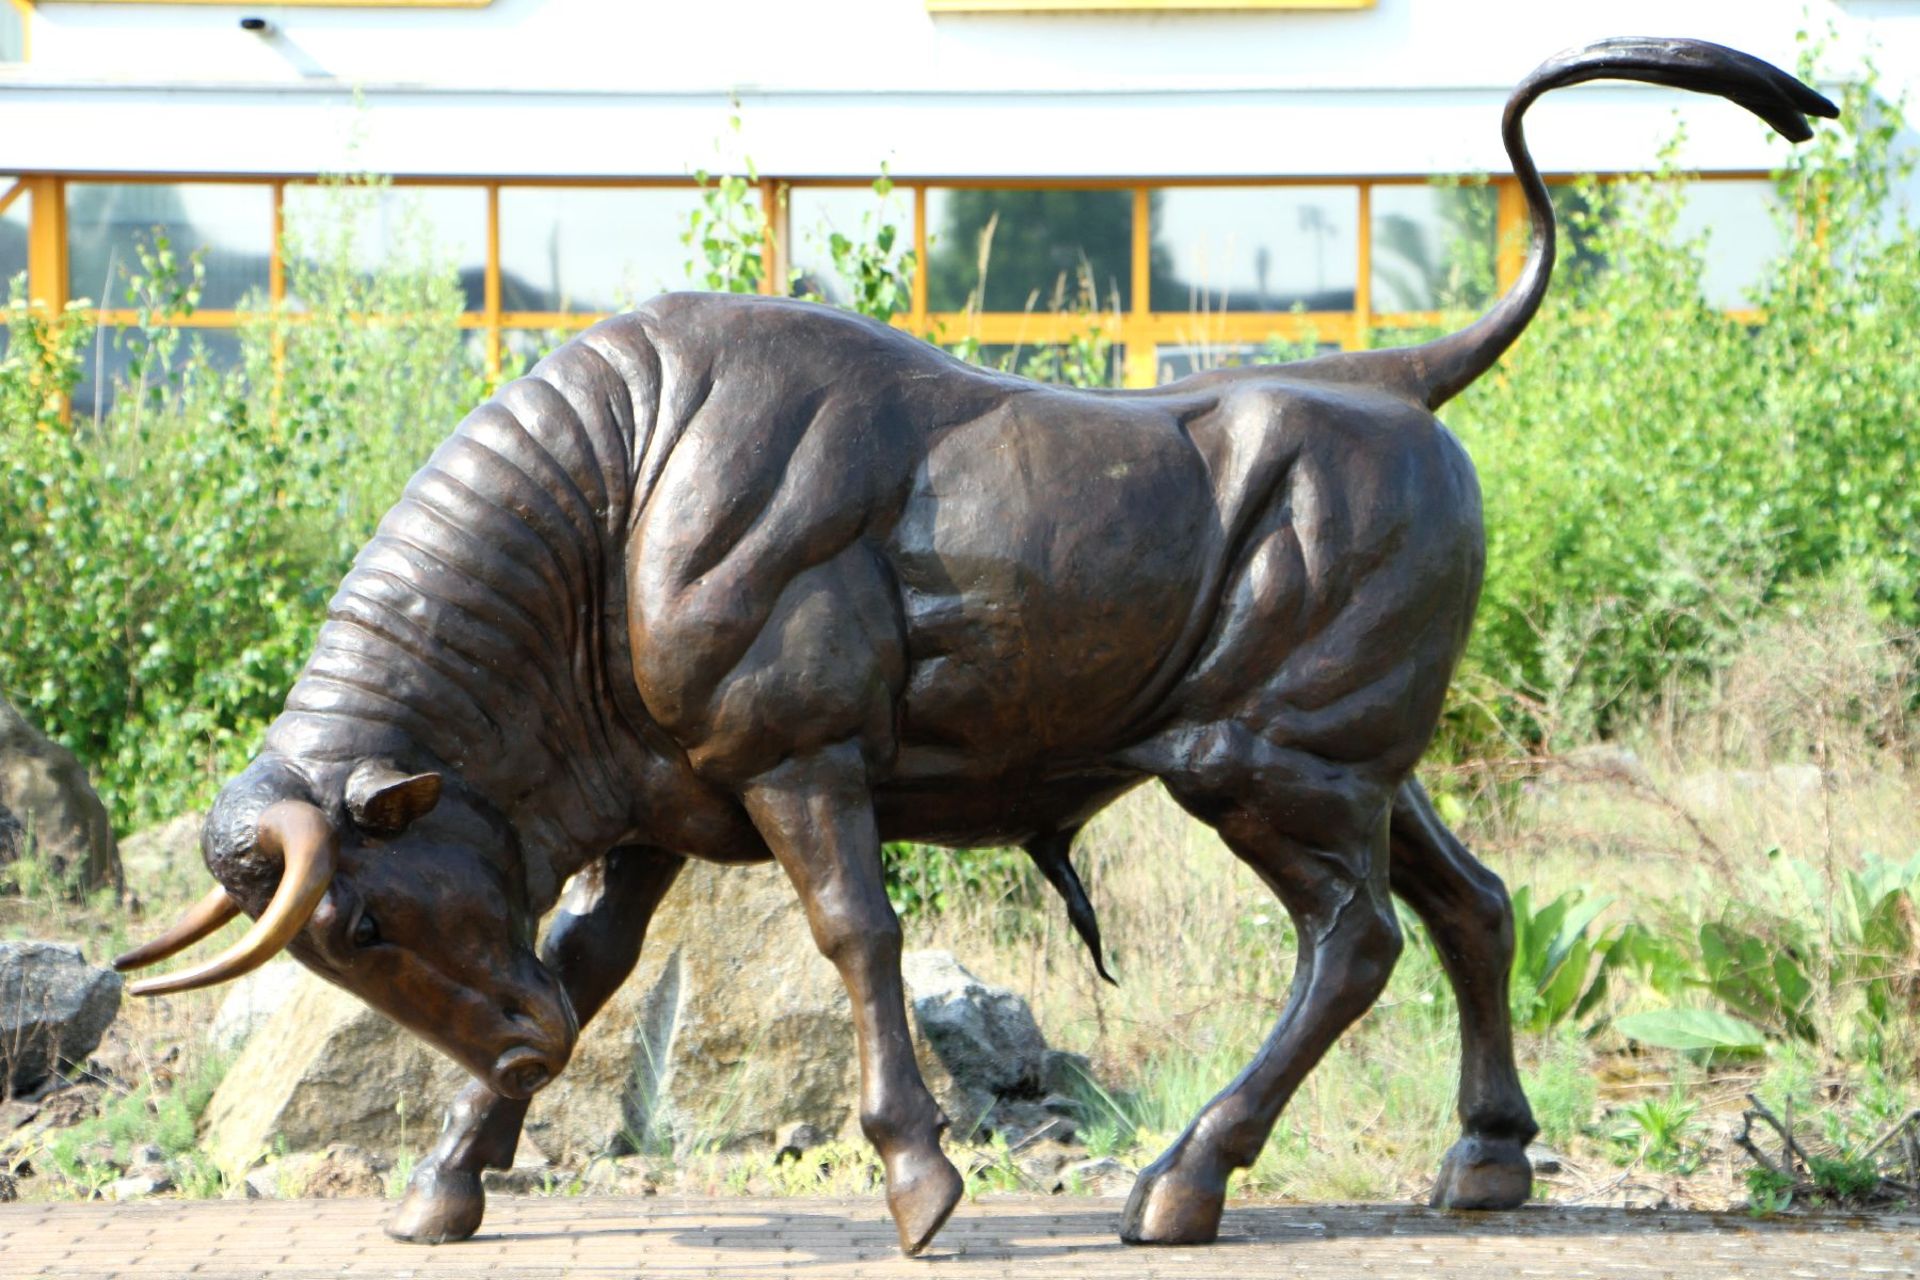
[199,972,463,1176]
[1555,744,1652,789]
[0,804,24,867]
[523,861,856,1163]
[35,1083,102,1127]
[0,1169,15,1202]
[302,1143,387,1198]
[242,1163,283,1200]
[207,962,303,1053]
[1527,1142,1567,1175]
[110,1169,172,1200]
[775,1120,830,1163]
[1014,1138,1082,1191]
[0,694,121,897]
[901,950,1054,1139]
[1062,1155,1134,1195]
[117,812,204,899]
[484,1165,568,1195]
[1678,764,1827,812]
[0,942,124,1095]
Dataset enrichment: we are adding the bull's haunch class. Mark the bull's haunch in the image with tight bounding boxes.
[116,38,1836,1255]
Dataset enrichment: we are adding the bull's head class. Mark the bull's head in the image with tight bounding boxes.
[113,754,576,1098]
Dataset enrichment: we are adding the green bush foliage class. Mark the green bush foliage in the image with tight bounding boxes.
[1438,72,1920,744]
[0,176,477,829]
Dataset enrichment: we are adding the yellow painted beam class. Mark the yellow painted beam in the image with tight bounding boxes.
[928,2,1374,11]
[25,174,65,313]
[1125,185,1154,387]
[71,2,494,9]
[484,182,501,376]
[1496,177,1526,296]
[910,184,929,333]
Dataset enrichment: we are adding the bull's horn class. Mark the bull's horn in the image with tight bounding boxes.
[112,886,241,972]
[128,801,338,998]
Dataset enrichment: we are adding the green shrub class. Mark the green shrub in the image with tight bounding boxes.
[1439,69,1920,744]
[0,175,481,829]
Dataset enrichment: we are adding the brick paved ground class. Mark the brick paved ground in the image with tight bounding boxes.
[3,1196,1918,1279]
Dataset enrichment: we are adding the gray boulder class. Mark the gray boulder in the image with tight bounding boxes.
[199,972,462,1176]
[525,860,856,1162]
[117,812,204,901]
[902,950,1065,1140]
[207,961,303,1053]
[0,941,124,1096]
[0,694,121,898]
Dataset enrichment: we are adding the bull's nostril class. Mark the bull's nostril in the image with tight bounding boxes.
[503,1003,534,1027]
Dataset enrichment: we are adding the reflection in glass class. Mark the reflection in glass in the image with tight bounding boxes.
[1153,340,1339,383]
[1152,187,1357,313]
[72,327,242,420]
[925,189,1131,313]
[1,187,28,293]
[1673,180,1783,307]
[500,187,741,314]
[1370,183,1497,313]
[502,327,576,371]
[966,341,1123,388]
[0,6,22,64]
[789,186,915,312]
[66,183,273,310]
[284,183,488,311]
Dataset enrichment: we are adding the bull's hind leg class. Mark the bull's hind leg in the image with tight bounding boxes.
[387,848,685,1245]
[1123,730,1402,1245]
[1390,778,1537,1209]
[739,742,963,1256]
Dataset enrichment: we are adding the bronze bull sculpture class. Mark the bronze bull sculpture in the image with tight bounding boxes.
[116,38,1833,1254]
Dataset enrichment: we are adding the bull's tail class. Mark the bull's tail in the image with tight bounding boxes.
[1403,38,1835,410]
[1025,827,1116,985]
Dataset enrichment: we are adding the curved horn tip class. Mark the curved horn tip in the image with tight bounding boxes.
[123,801,338,996]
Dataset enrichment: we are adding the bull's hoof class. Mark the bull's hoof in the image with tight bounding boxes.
[1430,1135,1533,1210]
[1119,1154,1226,1245]
[386,1163,485,1245]
[885,1146,964,1256]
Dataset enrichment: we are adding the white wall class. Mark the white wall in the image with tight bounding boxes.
[0,0,1894,178]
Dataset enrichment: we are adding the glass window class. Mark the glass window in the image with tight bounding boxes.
[925,188,1131,312]
[499,186,751,315]
[71,326,243,421]
[1673,179,1784,308]
[1,184,28,297]
[501,326,576,372]
[1369,183,1497,313]
[284,182,487,312]
[66,182,273,311]
[1153,339,1340,383]
[1151,186,1358,313]
[0,4,22,65]
[788,185,915,312]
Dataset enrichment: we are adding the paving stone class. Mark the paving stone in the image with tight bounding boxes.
[3,1197,1918,1278]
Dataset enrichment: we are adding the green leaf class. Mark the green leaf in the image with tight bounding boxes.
[1615,1008,1768,1053]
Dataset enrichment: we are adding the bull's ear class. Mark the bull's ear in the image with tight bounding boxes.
[345,762,442,836]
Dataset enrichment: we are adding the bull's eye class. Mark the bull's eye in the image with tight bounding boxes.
[351,912,381,949]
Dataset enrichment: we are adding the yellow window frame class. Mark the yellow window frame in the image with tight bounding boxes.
[60,2,495,8]
[928,2,1375,12]
[23,168,1770,389]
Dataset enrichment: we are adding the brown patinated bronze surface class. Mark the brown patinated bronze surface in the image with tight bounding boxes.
[118,38,1834,1255]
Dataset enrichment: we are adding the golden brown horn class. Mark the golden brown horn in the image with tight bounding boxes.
[128,801,338,998]
[112,886,241,972]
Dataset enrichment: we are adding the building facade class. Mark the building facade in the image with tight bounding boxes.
[0,0,1909,385]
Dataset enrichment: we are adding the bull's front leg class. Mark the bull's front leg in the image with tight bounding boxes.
[739,743,964,1256]
[387,847,685,1244]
